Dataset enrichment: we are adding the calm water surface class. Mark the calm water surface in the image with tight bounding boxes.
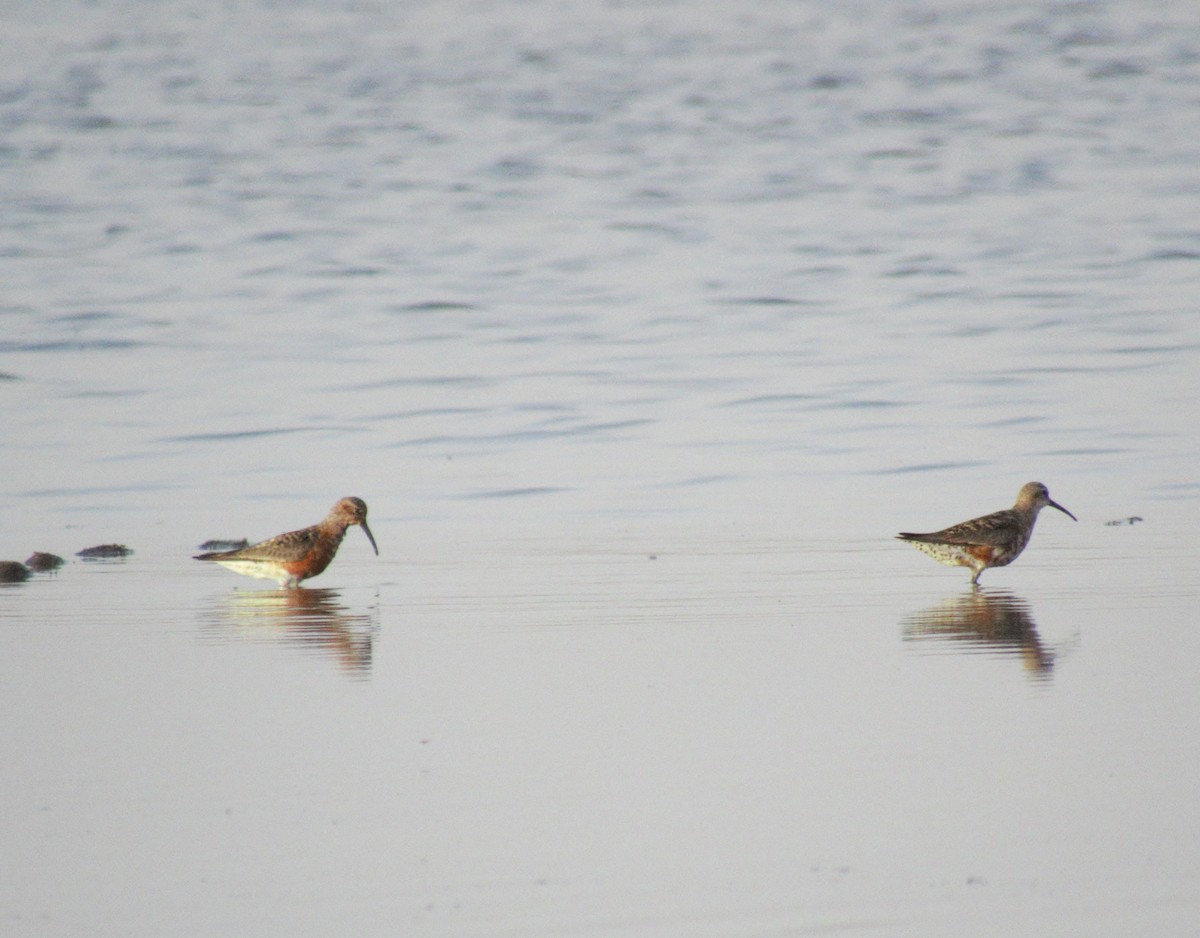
[2,1,1199,935]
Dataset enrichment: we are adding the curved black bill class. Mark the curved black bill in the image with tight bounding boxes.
[1049,499,1077,522]
[359,520,380,555]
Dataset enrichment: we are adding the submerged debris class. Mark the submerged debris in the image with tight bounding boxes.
[76,544,134,559]
[0,561,31,582]
[1104,516,1144,526]
[198,538,250,552]
[26,552,65,572]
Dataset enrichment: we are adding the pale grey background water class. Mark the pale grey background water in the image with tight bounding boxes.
[2,1,1199,935]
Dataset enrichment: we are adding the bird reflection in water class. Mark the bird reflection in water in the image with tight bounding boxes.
[901,590,1064,680]
[199,588,378,678]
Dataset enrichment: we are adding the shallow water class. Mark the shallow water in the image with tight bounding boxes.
[3,1,1200,935]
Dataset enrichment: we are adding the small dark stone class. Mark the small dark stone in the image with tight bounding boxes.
[0,561,31,582]
[76,544,134,559]
[25,552,65,572]
[198,538,249,552]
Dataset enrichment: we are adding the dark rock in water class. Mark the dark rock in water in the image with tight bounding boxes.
[76,544,134,559]
[1104,516,1144,527]
[26,551,65,572]
[0,561,31,582]
[198,538,250,552]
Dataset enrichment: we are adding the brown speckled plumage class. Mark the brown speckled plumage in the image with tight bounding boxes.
[898,482,1076,584]
[195,497,378,588]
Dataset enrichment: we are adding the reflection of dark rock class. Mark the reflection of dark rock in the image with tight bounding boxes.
[901,590,1054,678]
[26,552,64,572]
[198,587,377,678]
[0,561,31,583]
[1104,516,1143,526]
[77,544,133,559]
[198,538,250,552]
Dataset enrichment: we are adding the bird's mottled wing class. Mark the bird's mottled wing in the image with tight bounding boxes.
[900,509,1020,547]
[205,525,320,563]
